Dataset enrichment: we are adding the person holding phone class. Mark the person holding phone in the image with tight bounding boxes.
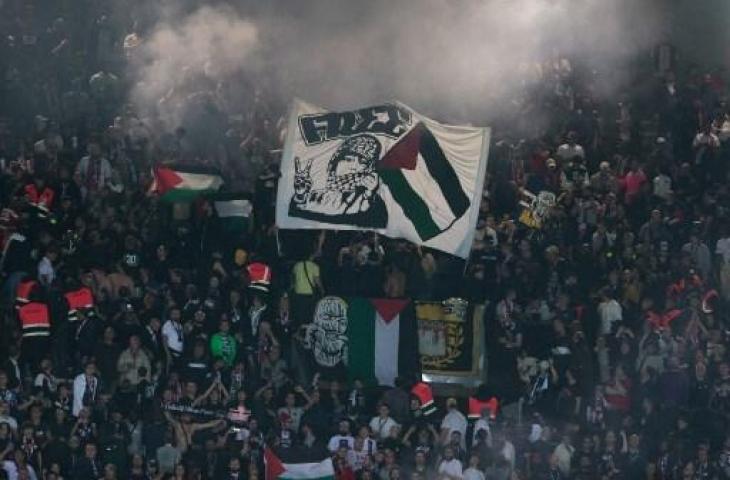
[328,419,355,453]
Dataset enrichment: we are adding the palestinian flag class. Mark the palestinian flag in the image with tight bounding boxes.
[347,298,419,387]
[211,192,254,233]
[150,165,223,202]
[265,448,334,480]
[377,122,470,242]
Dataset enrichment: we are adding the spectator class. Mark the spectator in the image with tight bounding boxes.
[210,318,237,367]
[75,138,112,195]
[162,307,185,367]
[437,446,463,480]
[117,334,151,388]
[369,404,399,441]
[440,399,467,448]
[0,7,728,480]
[72,362,99,417]
[555,132,585,164]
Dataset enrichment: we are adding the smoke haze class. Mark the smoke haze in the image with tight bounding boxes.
[128,5,259,127]
[128,0,666,128]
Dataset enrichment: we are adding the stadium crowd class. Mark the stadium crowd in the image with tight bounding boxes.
[1,2,730,480]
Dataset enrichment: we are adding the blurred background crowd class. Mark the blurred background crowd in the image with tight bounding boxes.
[1,0,730,479]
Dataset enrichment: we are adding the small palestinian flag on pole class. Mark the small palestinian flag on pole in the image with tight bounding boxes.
[264,448,335,480]
[411,381,437,416]
[210,192,254,233]
[150,165,223,202]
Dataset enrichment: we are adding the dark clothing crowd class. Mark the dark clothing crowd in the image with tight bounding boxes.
[2,2,730,480]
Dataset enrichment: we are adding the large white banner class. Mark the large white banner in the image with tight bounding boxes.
[276,100,490,258]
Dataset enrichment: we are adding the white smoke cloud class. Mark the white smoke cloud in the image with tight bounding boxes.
[128,0,664,128]
[129,5,259,127]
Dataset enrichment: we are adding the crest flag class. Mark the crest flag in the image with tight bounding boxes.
[276,100,490,258]
[417,298,486,386]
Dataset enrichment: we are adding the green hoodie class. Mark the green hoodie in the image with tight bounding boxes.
[210,332,237,366]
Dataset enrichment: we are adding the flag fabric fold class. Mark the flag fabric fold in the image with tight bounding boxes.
[265,448,334,480]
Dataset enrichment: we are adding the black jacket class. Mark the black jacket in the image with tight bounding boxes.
[72,456,103,480]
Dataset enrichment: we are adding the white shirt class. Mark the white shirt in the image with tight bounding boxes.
[368,416,398,439]
[472,418,492,447]
[162,320,184,354]
[277,406,305,432]
[556,143,585,161]
[500,441,516,468]
[0,414,18,431]
[597,299,622,336]
[351,438,377,470]
[72,373,98,416]
[2,461,39,480]
[441,409,468,443]
[38,256,54,285]
[553,442,575,476]
[75,155,113,190]
[438,458,463,480]
[719,120,730,142]
[716,237,730,264]
[328,434,355,452]
[693,132,720,149]
[34,372,59,393]
[463,467,485,480]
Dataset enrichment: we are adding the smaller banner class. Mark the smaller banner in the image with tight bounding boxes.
[417,298,485,386]
[300,296,419,386]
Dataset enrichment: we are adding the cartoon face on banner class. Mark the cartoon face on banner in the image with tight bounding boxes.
[303,296,349,368]
[288,104,414,229]
[290,134,388,228]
